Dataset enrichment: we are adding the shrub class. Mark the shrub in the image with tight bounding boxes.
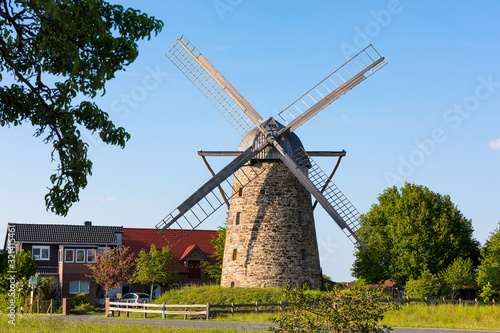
[405,270,443,299]
[70,303,97,315]
[270,285,396,333]
[71,293,90,308]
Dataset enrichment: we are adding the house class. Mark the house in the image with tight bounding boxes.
[122,228,218,296]
[3,222,123,305]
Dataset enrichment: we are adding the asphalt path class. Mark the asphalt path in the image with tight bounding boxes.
[52,314,500,332]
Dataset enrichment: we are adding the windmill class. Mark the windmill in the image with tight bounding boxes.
[158,36,386,288]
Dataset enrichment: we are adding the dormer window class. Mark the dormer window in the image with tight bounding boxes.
[32,246,50,260]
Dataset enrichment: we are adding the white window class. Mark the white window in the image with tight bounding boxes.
[69,281,90,294]
[32,246,50,260]
[64,249,74,263]
[87,249,96,263]
[76,249,86,263]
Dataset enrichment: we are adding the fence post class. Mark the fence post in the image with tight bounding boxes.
[144,303,147,319]
[493,299,495,307]
[255,301,259,314]
[162,302,166,319]
[184,304,188,320]
[231,302,234,317]
[206,303,210,320]
[475,298,478,306]
[424,297,428,306]
[406,296,410,307]
[280,300,283,313]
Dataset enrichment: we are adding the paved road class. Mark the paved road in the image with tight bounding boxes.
[53,315,499,332]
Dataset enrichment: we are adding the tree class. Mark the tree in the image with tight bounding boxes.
[0,0,163,216]
[85,246,135,298]
[352,183,481,287]
[0,249,37,293]
[405,270,443,299]
[477,222,500,302]
[271,285,394,333]
[131,244,177,301]
[439,257,476,300]
[201,222,226,284]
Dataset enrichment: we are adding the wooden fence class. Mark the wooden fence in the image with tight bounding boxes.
[379,296,496,306]
[107,301,209,319]
[107,297,497,320]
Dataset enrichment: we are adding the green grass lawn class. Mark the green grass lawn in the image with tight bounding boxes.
[0,315,243,333]
[154,285,285,305]
[381,303,500,331]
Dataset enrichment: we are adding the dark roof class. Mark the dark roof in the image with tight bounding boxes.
[123,228,217,274]
[37,266,58,275]
[7,223,123,245]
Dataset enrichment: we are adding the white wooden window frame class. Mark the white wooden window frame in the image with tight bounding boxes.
[64,249,75,263]
[75,249,86,263]
[32,246,50,261]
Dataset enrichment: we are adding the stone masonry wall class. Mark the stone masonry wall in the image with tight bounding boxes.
[220,161,322,289]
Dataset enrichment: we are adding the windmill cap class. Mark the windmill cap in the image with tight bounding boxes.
[238,117,311,167]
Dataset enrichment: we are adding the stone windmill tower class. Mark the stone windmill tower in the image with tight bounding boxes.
[157,36,386,289]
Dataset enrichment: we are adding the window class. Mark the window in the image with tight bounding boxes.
[69,281,90,294]
[238,187,243,197]
[87,249,96,263]
[32,246,50,260]
[76,249,86,263]
[301,249,309,261]
[297,211,303,224]
[235,212,241,225]
[232,249,237,261]
[230,282,235,288]
[64,249,74,263]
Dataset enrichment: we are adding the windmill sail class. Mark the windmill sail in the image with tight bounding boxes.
[166,36,263,136]
[278,45,387,133]
[156,144,268,248]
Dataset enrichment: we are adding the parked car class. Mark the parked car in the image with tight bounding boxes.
[118,293,150,307]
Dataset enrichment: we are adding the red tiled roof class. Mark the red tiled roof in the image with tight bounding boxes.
[179,245,196,260]
[122,228,218,273]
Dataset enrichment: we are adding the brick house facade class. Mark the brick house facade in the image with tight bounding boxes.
[4,222,123,305]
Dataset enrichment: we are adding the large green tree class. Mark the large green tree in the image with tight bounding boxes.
[130,244,177,301]
[477,222,500,301]
[352,183,480,287]
[0,0,163,216]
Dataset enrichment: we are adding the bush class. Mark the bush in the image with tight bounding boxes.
[70,303,97,315]
[270,285,396,333]
[405,270,443,299]
[71,293,90,308]
[39,278,58,300]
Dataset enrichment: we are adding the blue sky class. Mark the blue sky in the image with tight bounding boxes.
[1,0,499,282]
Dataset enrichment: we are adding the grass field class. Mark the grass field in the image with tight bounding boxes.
[2,303,500,332]
[0,316,242,333]
[381,303,500,331]
[154,285,285,305]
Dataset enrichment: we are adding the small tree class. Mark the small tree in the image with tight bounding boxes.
[201,223,226,284]
[131,245,177,301]
[271,285,395,333]
[85,246,135,298]
[0,249,37,293]
[439,257,476,300]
